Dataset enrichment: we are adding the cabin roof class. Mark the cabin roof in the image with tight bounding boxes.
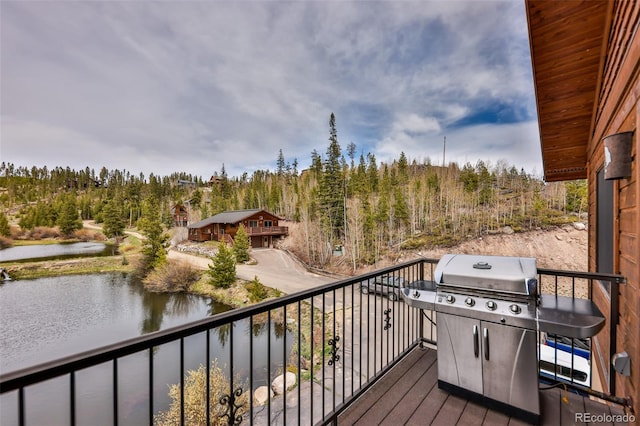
[526,0,610,182]
[188,209,277,229]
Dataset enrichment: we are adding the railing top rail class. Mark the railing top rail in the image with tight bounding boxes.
[537,268,626,284]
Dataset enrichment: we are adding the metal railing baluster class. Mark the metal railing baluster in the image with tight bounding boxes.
[249,316,253,426]
[149,348,154,426]
[206,330,210,426]
[70,371,76,426]
[267,311,271,424]
[297,301,301,426]
[283,305,287,426]
[310,297,314,425]
[113,358,118,426]
[180,338,184,425]
[18,387,24,426]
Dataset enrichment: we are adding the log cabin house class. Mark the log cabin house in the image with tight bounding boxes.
[171,203,189,227]
[526,0,638,416]
[187,208,288,247]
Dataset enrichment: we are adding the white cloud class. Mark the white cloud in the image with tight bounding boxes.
[1,0,540,179]
[393,113,441,134]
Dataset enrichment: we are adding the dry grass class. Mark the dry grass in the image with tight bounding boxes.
[154,361,249,426]
[0,235,12,249]
[142,260,201,292]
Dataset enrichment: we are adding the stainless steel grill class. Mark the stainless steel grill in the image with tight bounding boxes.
[401,254,606,424]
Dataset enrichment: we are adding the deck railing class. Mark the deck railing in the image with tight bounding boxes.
[246,226,288,236]
[0,258,625,425]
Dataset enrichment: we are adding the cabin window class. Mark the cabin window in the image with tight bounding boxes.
[596,168,614,293]
[264,220,273,228]
[206,228,211,234]
[249,220,258,228]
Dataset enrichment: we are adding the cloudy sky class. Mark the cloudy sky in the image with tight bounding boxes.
[1,0,542,180]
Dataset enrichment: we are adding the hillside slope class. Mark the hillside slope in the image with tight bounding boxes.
[420,224,587,271]
[336,223,589,275]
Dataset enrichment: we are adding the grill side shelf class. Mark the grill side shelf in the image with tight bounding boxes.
[537,294,606,339]
[401,281,436,310]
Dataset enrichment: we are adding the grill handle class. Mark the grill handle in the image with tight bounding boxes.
[473,325,479,358]
[483,328,489,360]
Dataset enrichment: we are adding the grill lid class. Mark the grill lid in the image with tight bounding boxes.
[434,254,537,295]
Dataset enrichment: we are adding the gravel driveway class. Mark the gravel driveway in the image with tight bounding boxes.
[168,248,335,295]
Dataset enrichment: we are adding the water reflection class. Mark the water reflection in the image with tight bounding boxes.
[0,241,114,262]
[141,291,171,333]
[0,273,232,373]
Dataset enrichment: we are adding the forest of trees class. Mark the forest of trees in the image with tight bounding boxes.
[0,114,587,270]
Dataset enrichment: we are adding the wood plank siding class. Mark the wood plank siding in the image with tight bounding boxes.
[526,0,609,181]
[527,0,640,417]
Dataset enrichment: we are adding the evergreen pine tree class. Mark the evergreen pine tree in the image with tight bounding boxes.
[276,149,286,176]
[233,223,251,263]
[319,113,345,240]
[208,242,236,288]
[57,195,82,236]
[138,198,169,270]
[103,199,125,238]
[0,212,10,237]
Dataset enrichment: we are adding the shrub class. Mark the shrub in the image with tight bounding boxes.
[232,224,251,263]
[0,212,10,237]
[73,228,105,242]
[245,276,268,302]
[208,242,236,289]
[154,361,248,426]
[0,235,13,249]
[28,226,60,240]
[143,260,200,292]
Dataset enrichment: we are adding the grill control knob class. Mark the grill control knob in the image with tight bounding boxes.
[509,304,521,314]
[464,297,475,307]
[446,295,455,304]
[486,300,497,311]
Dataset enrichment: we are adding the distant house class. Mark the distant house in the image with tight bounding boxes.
[208,175,223,186]
[176,179,197,189]
[187,209,288,247]
[171,203,189,227]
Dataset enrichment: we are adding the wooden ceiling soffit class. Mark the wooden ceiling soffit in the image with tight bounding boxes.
[526,0,609,182]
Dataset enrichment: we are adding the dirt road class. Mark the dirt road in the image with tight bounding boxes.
[168,248,334,294]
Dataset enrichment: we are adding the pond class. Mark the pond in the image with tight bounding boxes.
[0,273,293,425]
[0,241,115,263]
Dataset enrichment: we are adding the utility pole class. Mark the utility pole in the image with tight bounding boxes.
[442,136,446,167]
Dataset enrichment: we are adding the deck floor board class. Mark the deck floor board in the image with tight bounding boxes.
[337,347,629,426]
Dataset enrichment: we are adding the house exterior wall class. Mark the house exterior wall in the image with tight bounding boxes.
[189,223,216,242]
[587,1,639,413]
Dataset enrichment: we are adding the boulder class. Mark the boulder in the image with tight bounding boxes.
[572,222,587,231]
[271,372,297,395]
[502,226,514,235]
[253,386,274,406]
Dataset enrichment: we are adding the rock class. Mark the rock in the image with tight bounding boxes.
[502,226,514,235]
[572,222,586,231]
[254,386,274,405]
[271,372,297,395]
[555,234,564,241]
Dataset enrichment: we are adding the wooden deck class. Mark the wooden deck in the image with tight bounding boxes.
[338,346,629,425]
